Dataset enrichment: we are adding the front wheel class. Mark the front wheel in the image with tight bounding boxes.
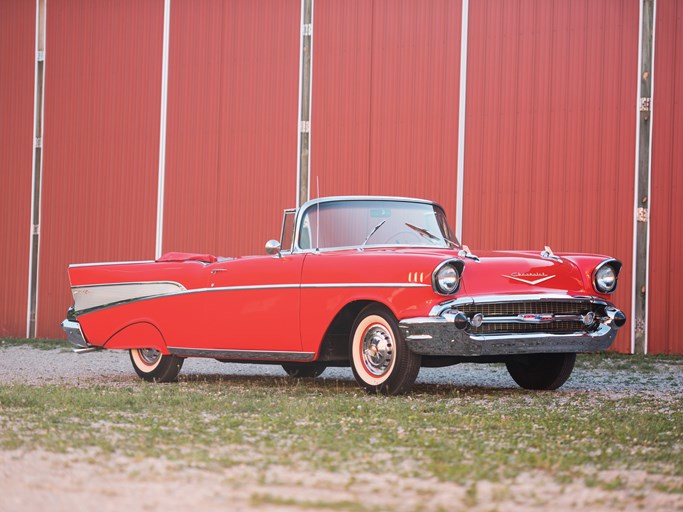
[129,348,184,382]
[349,305,421,395]
[505,353,576,390]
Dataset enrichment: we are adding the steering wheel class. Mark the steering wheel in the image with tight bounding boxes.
[382,230,423,245]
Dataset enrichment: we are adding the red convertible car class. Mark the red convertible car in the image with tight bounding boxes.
[62,196,626,395]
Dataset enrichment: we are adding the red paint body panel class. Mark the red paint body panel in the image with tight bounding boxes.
[0,0,34,336]
[163,0,299,257]
[66,197,625,361]
[39,0,163,338]
[648,0,683,354]
[463,0,638,352]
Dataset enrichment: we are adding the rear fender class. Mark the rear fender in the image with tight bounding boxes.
[103,321,170,354]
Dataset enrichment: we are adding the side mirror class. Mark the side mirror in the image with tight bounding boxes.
[265,239,281,257]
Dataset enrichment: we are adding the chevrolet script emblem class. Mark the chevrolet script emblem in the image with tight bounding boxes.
[502,272,556,286]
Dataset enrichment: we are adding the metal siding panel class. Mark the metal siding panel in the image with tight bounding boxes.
[311,0,373,197]
[163,0,222,253]
[213,0,300,256]
[463,0,639,353]
[164,0,299,258]
[368,0,461,221]
[0,0,35,337]
[39,0,163,338]
[649,0,683,354]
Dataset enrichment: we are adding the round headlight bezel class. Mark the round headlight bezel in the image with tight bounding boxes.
[432,259,464,296]
[593,259,622,294]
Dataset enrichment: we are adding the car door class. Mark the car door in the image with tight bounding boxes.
[180,253,306,352]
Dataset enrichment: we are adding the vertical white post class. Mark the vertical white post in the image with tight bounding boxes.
[156,0,171,258]
[455,0,469,242]
[631,0,657,354]
[27,0,46,337]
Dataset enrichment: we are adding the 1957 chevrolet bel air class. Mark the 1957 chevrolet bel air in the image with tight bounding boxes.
[62,196,626,395]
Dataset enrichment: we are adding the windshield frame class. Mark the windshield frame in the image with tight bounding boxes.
[292,196,459,253]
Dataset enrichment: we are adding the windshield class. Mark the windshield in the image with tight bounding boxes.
[297,199,458,250]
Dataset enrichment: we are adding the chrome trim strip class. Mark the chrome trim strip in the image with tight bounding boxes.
[482,314,586,325]
[73,280,186,289]
[429,294,605,316]
[69,260,156,268]
[300,283,429,289]
[168,347,315,362]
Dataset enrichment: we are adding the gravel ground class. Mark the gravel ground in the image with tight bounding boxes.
[0,345,681,396]
[1,345,682,512]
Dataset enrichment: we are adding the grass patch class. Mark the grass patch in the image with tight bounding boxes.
[577,352,683,372]
[0,337,70,351]
[0,375,681,486]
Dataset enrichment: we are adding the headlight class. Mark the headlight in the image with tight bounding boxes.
[593,260,621,293]
[432,260,463,295]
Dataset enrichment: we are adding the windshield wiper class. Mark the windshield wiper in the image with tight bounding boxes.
[358,220,387,251]
[404,223,458,248]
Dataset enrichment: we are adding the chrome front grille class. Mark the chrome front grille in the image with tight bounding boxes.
[458,300,599,335]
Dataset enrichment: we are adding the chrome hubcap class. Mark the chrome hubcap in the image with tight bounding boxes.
[361,325,394,376]
[138,348,161,365]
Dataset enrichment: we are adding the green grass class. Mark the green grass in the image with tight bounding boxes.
[0,375,681,486]
[0,337,70,351]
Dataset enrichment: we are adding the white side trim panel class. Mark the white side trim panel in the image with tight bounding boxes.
[72,281,186,313]
[455,0,469,242]
[155,0,171,259]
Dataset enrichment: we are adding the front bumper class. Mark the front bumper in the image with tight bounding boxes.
[399,295,626,357]
[61,319,99,353]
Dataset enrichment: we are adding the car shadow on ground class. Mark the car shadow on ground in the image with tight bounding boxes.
[177,372,524,396]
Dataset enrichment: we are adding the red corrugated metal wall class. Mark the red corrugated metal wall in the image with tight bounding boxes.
[163,0,300,257]
[312,0,461,220]
[0,0,35,337]
[463,0,639,353]
[38,0,163,338]
[2,0,681,353]
[648,0,683,354]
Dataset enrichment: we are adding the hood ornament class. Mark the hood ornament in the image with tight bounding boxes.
[458,244,480,262]
[503,272,556,286]
[541,245,562,262]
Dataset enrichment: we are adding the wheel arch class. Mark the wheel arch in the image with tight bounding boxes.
[103,321,170,354]
[316,299,396,363]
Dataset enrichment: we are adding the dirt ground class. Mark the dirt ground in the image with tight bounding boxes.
[1,346,682,512]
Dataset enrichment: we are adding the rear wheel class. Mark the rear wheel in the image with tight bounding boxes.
[349,305,421,395]
[505,353,576,390]
[129,348,184,382]
[282,362,327,378]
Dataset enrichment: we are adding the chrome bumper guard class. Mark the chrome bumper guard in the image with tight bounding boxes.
[399,295,626,357]
[61,319,99,353]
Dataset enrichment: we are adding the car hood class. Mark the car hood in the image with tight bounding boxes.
[457,250,588,296]
[365,247,590,295]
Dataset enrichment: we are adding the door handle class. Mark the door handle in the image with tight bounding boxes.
[211,268,228,274]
